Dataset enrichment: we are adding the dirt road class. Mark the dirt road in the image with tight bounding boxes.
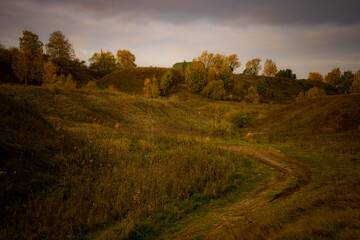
[169,145,312,239]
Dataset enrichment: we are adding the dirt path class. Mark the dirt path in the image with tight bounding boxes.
[169,145,312,240]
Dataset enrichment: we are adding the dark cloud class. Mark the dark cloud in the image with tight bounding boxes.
[28,0,360,25]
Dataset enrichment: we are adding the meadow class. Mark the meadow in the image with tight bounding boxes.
[1,68,359,239]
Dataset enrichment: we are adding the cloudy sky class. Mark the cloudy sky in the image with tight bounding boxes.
[1,0,359,78]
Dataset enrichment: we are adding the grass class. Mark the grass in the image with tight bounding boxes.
[209,144,360,239]
[1,78,359,239]
[0,84,269,239]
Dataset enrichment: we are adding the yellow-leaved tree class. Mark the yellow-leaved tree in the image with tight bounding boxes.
[308,72,323,81]
[116,49,136,69]
[244,58,262,75]
[263,59,277,77]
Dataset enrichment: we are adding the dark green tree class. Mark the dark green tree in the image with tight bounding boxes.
[276,69,296,79]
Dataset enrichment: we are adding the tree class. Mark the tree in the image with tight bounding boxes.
[219,62,233,91]
[185,60,206,92]
[308,72,323,81]
[245,58,262,75]
[116,49,136,69]
[151,75,160,98]
[256,78,267,95]
[42,60,57,85]
[212,54,225,69]
[13,30,44,84]
[263,59,277,77]
[246,86,260,104]
[207,66,219,82]
[64,73,76,89]
[181,60,188,73]
[160,70,173,95]
[339,70,354,93]
[70,58,87,68]
[350,70,360,93]
[227,54,240,72]
[89,50,117,71]
[46,31,75,68]
[276,69,296,79]
[143,78,152,98]
[197,50,214,71]
[324,67,341,87]
[200,80,226,100]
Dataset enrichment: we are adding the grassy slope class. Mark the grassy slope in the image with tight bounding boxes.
[232,74,339,103]
[256,93,360,153]
[0,84,268,240]
[96,67,184,94]
[60,67,109,87]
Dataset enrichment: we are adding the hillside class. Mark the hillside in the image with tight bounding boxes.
[59,67,109,87]
[255,93,360,153]
[232,74,339,103]
[96,67,184,94]
[0,63,18,84]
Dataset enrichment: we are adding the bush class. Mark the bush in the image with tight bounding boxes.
[201,80,226,100]
[84,81,98,90]
[256,78,267,95]
[160,70,173,95]
[226,110,253,129]
[246,86,260,104]
[305,87,327,98]
[64,73,76,89]
[185,60,206,92]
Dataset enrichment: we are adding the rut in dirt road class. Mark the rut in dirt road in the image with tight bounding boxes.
[170,145,312,240]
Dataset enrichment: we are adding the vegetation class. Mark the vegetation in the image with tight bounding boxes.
[244,58,261,75]
[46,30,75,68]
[116,50,136,69]
[89,50,117,71]
[276,68,297,79]
[308,71,323,81]
[263,59,277,77]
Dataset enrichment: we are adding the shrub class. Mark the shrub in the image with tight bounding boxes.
[185,60,206,92]
[246,86,260,104]
[151,75,160,98]
[226,110,253,129]
[305,87,327,98]
[143,78,152,98]
[201,80,226,100]
[160,70,173,95]
[84,81,98,90]
[64,73,76,89]
[256,78,267,95]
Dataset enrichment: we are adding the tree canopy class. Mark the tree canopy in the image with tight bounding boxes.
[116,49,136,69]
[89,50,117,71]
[263,59,277,77]
[276,69,296,79]
[46,31,75,67]
[244,58,262,75]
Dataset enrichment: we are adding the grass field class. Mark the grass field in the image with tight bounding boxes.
[1,68,359,239]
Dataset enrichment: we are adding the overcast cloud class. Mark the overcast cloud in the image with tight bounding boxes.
[1,0,359,78]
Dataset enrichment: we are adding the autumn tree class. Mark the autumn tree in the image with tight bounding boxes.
[89,50,117,71]
[13,30,44,84]
[116,49,136,69]
[185,60,206,92]
[42,60,57,85]
[324,67,341,87]
[219,61,233,91]
[305,87,327,98]
[45,31,75,68]
[64,73,76,89]
[227,54,241,72]
[151,75,160,98]
[207,66,219,82]
[244,58,262,75]
[197,50,214,71]
[200,80,226,100]
[276,69,296,79]
[350,70,360,93]
[339,70,354,93]
[263,59,277,77]
[143,78,152,98]
[160,70,173,95]
[308,72,323,81]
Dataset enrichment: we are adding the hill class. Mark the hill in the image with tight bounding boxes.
[232,74,339,103]
[96,67,184,94]
[255,93,360,153]
[59,67,108,87]
[172,61,191,70]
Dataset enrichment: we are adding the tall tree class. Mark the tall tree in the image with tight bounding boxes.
[46,31,75,68]
[339,70,354,93]
[89,50,117,71]
[185,60,206,92]
[197,50,214,71]
[13,30,44,84]
[308,72,323,81]
[227,54,240,72]
[324,67,341,87]
[245,58,262,75]
[116,49,136,69]
[263,59,277,77]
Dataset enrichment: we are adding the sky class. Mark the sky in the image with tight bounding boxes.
[0,0,360,78]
